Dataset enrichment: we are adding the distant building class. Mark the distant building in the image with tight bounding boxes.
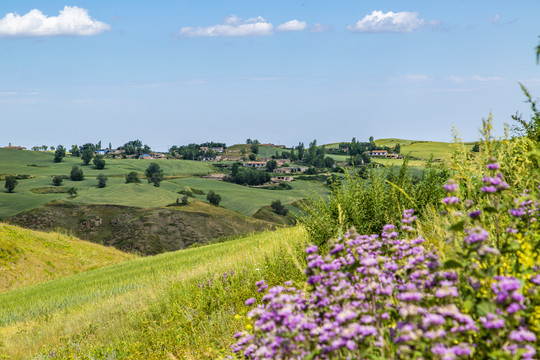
[274,166,308,174]
[139,154,153,160]
[3,146,26,150]
[244,161,266,168]
[370,150,388,156]
[271,176,294,182]
[95,149,108,155]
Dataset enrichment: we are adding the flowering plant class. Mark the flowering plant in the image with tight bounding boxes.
[233,159,540,359]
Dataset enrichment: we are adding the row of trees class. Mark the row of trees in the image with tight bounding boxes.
[168,142,226,160]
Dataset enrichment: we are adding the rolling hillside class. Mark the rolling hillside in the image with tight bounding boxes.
[0,223,135,292]
[0,226,307,359]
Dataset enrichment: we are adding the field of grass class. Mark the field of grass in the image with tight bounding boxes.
[0,226,307,358]
[170,177,329,216]
[0,223,135,293]
[374,138,475,161]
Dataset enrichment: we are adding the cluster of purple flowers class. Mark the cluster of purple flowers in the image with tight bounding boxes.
[232,161,540,359]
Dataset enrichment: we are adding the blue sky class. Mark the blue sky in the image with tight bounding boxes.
[1,1,540,151]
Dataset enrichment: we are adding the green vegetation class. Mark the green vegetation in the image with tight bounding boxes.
[0,226,306,359]
[206,189,222,206]
[145,162,163,187]
[70,165,84,181]
[4,176,17,193]
[93,155,106,170]
[0,223,135,293]
[97,174,107,188]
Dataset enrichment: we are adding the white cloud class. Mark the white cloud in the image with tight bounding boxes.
[347,10,429,33]
[448,76,505,83]
[0,6,110,38]
[310,23,333,33]
[179,15,273,37]
[276,19,307,32]
[489,14,501,24]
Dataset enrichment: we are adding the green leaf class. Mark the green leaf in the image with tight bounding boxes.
[443,259,463,269]
[449,220,465,232]
[476,301,496,316]
[501,241,520,253]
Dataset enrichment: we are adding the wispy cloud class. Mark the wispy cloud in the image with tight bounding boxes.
[178,15,307,37]
[448,76,506,83]
[0,91,39,96]
[347,10,437,33]
[310,23,333,33]
[276,20,307,32]
[0,6,110,38]
[390,74,433,82]
[489,14,501,24]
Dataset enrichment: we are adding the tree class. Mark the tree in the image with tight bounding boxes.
[70,145,81,157]
[93,155,106,170]
[207,189,222,206]
[251,143,259,154]
[4,176,17,193]
[97,174,108,188]
[125,172,140,183]
[67,187,78,197]
[145,163,163,187]
[393,143,401,154]
[52,175,63,186]
[472,143,480,152]
[54,145,66,163]
[181,195,189,205]
[81,149,94,165]
[271,200,289,216]
[249,153,257,161]
[369,136,374,143]
[70,166,84,181]
[266,159,278,172]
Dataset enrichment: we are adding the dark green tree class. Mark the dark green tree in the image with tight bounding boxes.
[93,155,106,170]
[472,143,480,152]
[248,153,257,161]
[81,149,94,165]
[70,166,84,181]
[207,189,222,206]
[145,163,163,187]
[52,175,63,186]
[266,159,278,172]
[4,176,17,193]
[271,200,289,216]
[324,157,335,168]
[125,172,140,183]
[181,195,189,205]
[393,143,401,154]
[231,162,240,177]
[97,174,108,188]
[70,145,81,157]
[54,145,66,163]
[251,143,259,154]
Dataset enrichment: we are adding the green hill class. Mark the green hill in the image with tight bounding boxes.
[0,226,307,359]
[7,200,279,255]
[0,223,135,293]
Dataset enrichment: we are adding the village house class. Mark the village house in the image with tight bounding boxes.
[276,159,291,166]
[244,161,266,168]
[139,154,153,160]
[3,146,26,150]
[370,150,388,156]
[385,153,402,159]
[201,155,222,161]
[271,176,294,183]
[274,166,308,174]
[200,146,224,153]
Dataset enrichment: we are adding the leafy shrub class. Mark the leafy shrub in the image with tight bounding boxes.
[70,166,84,181]
[93,155,106,170]
[207,190,222,206]
[270,200,288,216]
[191,187,205,195]
[301,158,450,246]
[234,160,540,358]
[125,172,140,184]
[145,163,163,187]
[52,175,63,186]
[97,174,107,188]
[225,168,271,186]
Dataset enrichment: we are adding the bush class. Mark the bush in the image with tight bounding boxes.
[67,187,78,197]
[70,166,84,181]
[270,200,289,216]
[93,155,106,170]
[4,176,17,193]
[97,174,107,188]
[125,172,140,184]
[145,163,163,187]
[52,175,63,186]
[207,190,221,206]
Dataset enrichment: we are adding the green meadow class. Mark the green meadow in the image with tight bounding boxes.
[0,226,307,359]
[0,148,328,219]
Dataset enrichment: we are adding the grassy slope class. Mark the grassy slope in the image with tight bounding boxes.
[0,226,307,359]
[7,201,278,255]
[0,149,214,219]
[0,223,135,293]
[170,178,329,216]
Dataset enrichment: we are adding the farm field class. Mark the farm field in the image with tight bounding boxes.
[0,226,307,359]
